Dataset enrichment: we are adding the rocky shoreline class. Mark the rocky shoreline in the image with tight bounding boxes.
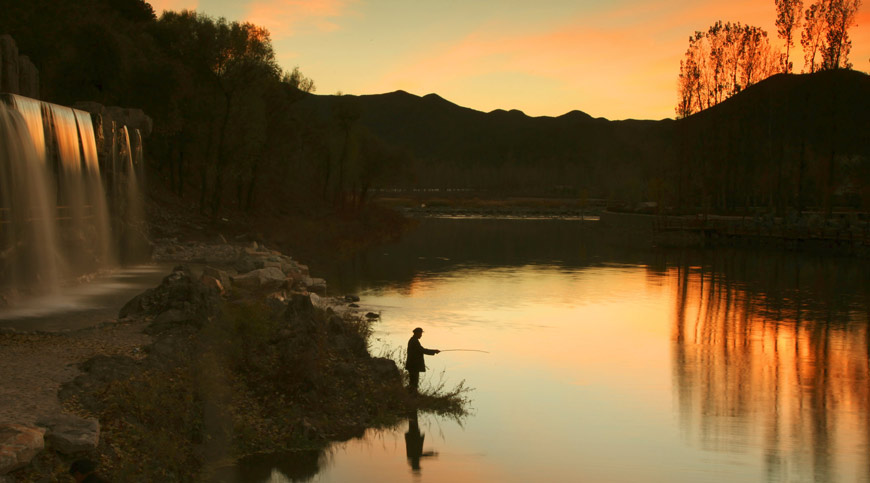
[1,238,457,481]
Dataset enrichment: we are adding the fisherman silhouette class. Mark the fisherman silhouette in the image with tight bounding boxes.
[404,410,437,473]
[405,327,440,393]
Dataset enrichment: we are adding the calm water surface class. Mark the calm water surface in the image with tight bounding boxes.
[0,264,172,331]
[239,218,870,482]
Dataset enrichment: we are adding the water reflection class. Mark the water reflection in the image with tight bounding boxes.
[0,264,172,330]
[221,450,323,483]
[405,410,438,474]
[326,217,629,294]
[245,219,870,482]
[664,251,870,482]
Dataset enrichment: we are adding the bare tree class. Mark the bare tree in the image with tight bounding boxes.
[775,0,804,72]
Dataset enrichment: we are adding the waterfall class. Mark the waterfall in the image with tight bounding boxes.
[116,125,147,262]
[0,100,61,292]
[0,93,136,301]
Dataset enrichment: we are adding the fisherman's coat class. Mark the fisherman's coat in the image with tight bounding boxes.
[406,337,436,372]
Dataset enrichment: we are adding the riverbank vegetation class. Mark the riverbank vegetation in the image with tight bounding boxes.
[11,267,469,481]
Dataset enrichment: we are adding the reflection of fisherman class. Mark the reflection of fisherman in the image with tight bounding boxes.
[405,410,437,473]
[405,327,439,393]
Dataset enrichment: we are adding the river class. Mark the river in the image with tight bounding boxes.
[233,217,870,482]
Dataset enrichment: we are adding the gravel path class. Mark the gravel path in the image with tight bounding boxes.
[0,318,151,426]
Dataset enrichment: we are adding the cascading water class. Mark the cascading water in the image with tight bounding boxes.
[48,103,116,274]
[0,100,61,293]
[119,126,147,262]
[0,93,137,305]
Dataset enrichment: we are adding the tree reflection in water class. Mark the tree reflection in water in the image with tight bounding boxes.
[226,449,324,482]
[664,250,870,482]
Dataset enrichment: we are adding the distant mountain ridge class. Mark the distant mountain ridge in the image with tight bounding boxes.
[294,70,870,211]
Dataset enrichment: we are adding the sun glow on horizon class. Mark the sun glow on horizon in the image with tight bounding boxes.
[148,0,870,120]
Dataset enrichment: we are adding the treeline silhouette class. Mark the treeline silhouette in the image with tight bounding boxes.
[677,0,861,118]
[0,0,404,218]
[2,0,868,220]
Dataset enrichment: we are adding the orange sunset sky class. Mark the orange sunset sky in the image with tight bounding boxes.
[148,0,870,120]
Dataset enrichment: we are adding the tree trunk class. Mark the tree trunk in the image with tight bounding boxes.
[210,91,233,215]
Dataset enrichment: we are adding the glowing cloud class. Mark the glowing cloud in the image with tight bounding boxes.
[361,0,867,119]
[148,0,199,14]
[244,0,356,37]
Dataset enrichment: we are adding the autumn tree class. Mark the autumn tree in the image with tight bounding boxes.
[821,0,862,69]
[801,1,828,72]
[153,11,285,214]
[801,0,861,72]
[676,22,778,117]
[776,0,804,72]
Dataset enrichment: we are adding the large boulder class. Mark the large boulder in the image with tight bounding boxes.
[119,265,220,324]
[0,424,44,475]
[303,277,327,295]
[230,267,286,291]
[36,414,99,455]
[202,266,231,290]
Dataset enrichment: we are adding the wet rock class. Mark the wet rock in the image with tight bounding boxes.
[118,265,219,325]
[0,423,44,475]
[202,266,231,289]
[344,295,360,303]
[303,277,327,295]
[36,414,99,455]
[309,293,327,310]
[231,267,286,291]
[200,274,225,295]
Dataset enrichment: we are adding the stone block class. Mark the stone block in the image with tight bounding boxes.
[230,267,286,291]
[36,414,99,455]
[0,424,44,475]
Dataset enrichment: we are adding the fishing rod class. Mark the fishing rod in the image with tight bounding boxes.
[439,349,490,353]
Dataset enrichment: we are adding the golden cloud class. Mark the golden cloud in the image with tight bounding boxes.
[244,0,356,37]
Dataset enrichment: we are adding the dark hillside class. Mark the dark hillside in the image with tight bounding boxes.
[293,70,869,213]
[674,70,870,213]
[294,91,674,200]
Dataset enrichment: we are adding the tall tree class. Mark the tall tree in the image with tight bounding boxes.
[801,1,828,72]
[821,0,862,69]
[676,22,778,117]
[775,0,804,72]
[154,11,282,214]
[801,0,862,72]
